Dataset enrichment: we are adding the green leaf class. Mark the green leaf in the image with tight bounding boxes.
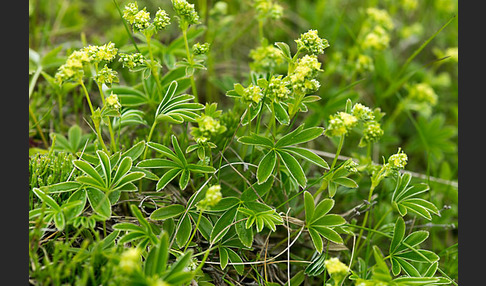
[240,178,274,202]
[332,177,358,188]
[96,151,112,187]
[257,150,277,184]
[304,191,315,224]
[146,142,180,162]
[171,135,187,166]
[41,181,81,193]
[179,169,190,190]
[275,126,323,148]
[305,252,327,276]
[312,198,335,222]
[278,150,307,187]
[281,146,329,169]
[144,231,169,276]
[53,211,66,231]
[73,160,105,187]
[208,197,241,212]
[226,248,245,275]
[395,249,439,263]
[175,214,192,248]
[210,206,238,244]
[237,133,274,148]
[156,169,182,191]
[112,156,133,186]
[219,247,229,270]
[112,222,145,232]
[32,188,61,212]
[235,211,253,248]
[86,188,111,220]
[312,226,343,244]
[390,217,406,254]
[309,228,323,253]
[163,250,194,284]
[274,42,292,62]
[186,164,215,173]
[150,204,186,220]
[64,189,87,220]
[311,214,345,227]
[138,158,181,169]
[273,102,290,125]
[122,140,146,160]
[114,172,145,190]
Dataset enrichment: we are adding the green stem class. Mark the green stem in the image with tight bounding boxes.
[79,80,109,154]
[95,79,117,152]
[146,35,163,102]
[330,135,345,171]
[182,29,199,102]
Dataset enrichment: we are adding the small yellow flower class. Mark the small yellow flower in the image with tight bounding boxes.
[106,92,122,109]
[119,247,141,272]
[324,257,349,275]
[198,185,223,210]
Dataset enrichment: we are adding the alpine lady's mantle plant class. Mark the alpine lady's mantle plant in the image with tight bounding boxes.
[28,0,458,285]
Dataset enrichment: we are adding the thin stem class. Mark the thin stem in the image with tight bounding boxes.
[330,135,345,171]
[95,80,117,152]
[146,35,164,102]
[182,29,199,102]
[79,80,109,153]
[29,105,49,149]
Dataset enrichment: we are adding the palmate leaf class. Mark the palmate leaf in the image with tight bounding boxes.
[155,81,204,124]
[139,136,214,191]
[303,194,345,252]
[238,125,326,186]
[392,173,439,220]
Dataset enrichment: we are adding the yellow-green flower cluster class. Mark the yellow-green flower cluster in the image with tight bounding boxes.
[290,54,322,94]
[361,121,384,145]
[55,43,118,84]
[198,185,222,210]
[362,26,391,51]
[242,84,264,105]
[400,0,418,11]
[253,0,283,21]
[118,52,145,69]
[355,54,374,73]
[172,0,200,27]
[295,29,330,55]
[123,2,171,33]
[94,65,118,85]
[366,8,394,30]
[55,50,90,84]
[83,42,118,63]
[192,115,225,143]
[153,8,171,30]
[249,44,284,72]
[387,148,408,170]
[119,247,141,273]
[407,83,438,106]
[267,75,291,102]
[106,92,122,110]
[352,103,375,121]
[192,42,210,55]
[359,8,393,52]
[324,257,349,275]
[325,112,358,137]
